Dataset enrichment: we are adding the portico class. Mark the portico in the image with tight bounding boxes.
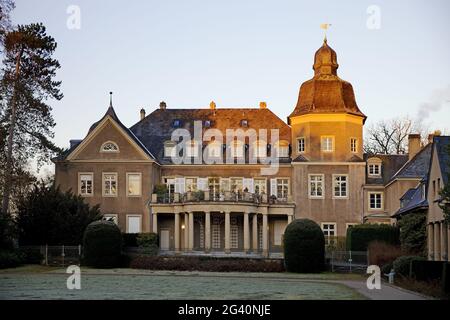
[150,200,295,257]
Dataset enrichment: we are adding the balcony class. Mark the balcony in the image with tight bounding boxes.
[151,191,292,205]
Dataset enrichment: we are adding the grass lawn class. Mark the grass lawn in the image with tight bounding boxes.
[0,265,367,300]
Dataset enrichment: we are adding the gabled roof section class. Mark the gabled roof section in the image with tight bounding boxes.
[390,143,432,182]
[130,107,291,164]
[54,105,156,162]
[433,136,450,185]
[393,183,428,218]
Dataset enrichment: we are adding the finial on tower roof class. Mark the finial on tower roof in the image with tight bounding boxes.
[109,91,113,107]
[320,23,331,44]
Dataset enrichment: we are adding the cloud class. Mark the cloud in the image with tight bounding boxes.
[417,85,450,119]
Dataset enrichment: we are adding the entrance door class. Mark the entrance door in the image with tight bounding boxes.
[160,229,170,250]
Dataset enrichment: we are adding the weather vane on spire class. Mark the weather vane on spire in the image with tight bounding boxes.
[109,91,113,107]
[320,23,332,42]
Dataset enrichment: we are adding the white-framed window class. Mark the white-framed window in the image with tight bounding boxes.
[126,215,142,233]
[185,177,198,192]
[321,136,334,152]
[333,175,348,198]
[231,140,244,158]
[297,137,305,153]
[369,192,383,210]
[253,140,267,158]
[164,142,176,158]
[126,173,142,197]
[103,172,118,197]
[322,223,336,245]
[207,141,222,158]
[100,141,119,153]
[350,138,357,153]
[322,223,336,237]
[254,178,267,194]
[275,141,289,157]
[346,223,357,230]
[309,174,324,198]
[276,178,289,200]
[186,140,199,157]
[230,177,243,193]
[103,214,118,224]
[368,164,381,176]
[79,173,93,196]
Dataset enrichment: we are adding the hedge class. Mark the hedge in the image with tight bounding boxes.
[0,251,23,269]
[122,233,139,247]
[393,255,425,277]
[130,256,285,272]
[346,224,399,251]
[283,219,325,273]
[410,260,445,282]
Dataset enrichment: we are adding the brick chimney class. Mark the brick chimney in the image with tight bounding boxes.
[140,108,145,120]
[160,101,167,110]
[259,101,267,109]
[408,134,421,160]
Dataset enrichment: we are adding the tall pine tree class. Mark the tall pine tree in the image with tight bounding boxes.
[1,23,62,214]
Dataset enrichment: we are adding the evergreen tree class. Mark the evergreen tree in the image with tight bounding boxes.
[0,22,62,214]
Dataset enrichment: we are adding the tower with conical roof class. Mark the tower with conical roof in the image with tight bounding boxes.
[289,39,366,162]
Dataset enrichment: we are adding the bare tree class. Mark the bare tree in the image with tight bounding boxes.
[364,116,429,155]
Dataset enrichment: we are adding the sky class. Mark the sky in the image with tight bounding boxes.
[10,0,450,174]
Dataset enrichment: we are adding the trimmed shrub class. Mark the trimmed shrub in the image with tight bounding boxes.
[0,251,23,269]
[409,260,444,282]
[283,219,325,273]
[82,221,122,268]
[346,224,399,251]
[122,233,139,247]
[137,233,159,255]
[393,255,425,277]
[129,256,285,272]
[368,241,403,266]
[381,262,393,275]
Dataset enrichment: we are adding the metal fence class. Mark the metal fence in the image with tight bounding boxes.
[328,251,368,273]
[20,245,82,267]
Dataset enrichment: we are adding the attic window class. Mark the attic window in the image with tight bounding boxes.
[368,164,381,176]
[204,120,212,128]
[240,120,248,127]
[173,119,181,128]
[100,141,119,153]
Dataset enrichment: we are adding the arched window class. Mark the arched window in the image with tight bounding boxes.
[100,141,119,152]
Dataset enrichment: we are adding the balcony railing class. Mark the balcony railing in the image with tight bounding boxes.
[152,191,292,205]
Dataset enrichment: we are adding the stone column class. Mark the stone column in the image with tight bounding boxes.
[434,222,441,261]
[252,214,258,253]
[287,214,293,224]
[152,212,158,234]
[174,212,180,253]
[428,223,434,260]
[188,212,194,251]
[244,212,250,253]
[262,213,268,257]
[225,211,230,254]
[441,222,448,261]
[184,213,189,252]
[205,212,211,253]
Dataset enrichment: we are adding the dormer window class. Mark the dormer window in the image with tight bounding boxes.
[172,119,181,128]
[240,119,248,127]
[368,164,381,176]
[204,120,212,128]
[100,141,119,153]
